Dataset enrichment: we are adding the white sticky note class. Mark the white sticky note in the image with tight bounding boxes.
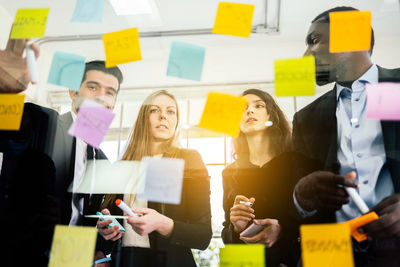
[137,157,185,204]
[71,160,142,194]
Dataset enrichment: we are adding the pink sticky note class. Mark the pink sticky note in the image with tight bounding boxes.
[68,100,115,148]
[367,83,400,120]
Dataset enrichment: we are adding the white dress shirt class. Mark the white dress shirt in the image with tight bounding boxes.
[69,111,89,226]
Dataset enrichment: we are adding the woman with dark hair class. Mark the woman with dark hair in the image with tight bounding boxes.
[96,90,212,267]
[221,89,298,266]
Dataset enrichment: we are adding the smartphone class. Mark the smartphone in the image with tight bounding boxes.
[96,211,125,233]
[240,223,264,238]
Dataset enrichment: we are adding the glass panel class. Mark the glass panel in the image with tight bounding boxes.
[188,137,225,164]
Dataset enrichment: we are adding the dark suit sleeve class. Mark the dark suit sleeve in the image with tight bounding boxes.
[166,149,212,250]
[292,113,306,156]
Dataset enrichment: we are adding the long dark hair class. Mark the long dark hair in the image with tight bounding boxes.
[233,89,291,161]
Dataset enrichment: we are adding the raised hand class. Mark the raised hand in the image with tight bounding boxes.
[0,28,39,93]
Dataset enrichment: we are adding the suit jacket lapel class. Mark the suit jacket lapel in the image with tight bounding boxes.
[316,87,339,172]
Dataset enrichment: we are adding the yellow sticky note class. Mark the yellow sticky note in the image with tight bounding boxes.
[0,94,25,130]
[274,56,316,96]
[329,11,372,53]
[301,223,354,267]
[219,244,265,266]
[212,2,255,38]
[103,27,142,67]
[11,8,49,39]
[48,225,97,267]
[198,92,247,137]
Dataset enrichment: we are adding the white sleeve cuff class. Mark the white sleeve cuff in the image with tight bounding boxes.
[293,191,317,218]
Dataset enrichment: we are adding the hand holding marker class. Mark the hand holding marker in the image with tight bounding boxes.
[115,199,139,217]
[344,171,379,242]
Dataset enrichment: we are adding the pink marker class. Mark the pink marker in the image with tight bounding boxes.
[115,199,139,217]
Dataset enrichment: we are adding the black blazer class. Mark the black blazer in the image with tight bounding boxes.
[49,111,107,225]
[292,66,400,222]
[221,152,301,267]
[107,148,212,267]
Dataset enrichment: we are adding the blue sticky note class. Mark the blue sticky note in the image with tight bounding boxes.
[70,0,105,23]
[47,51,86,91]
[167,41,206,81]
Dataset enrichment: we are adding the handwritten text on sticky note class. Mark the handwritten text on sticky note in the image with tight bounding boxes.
[103,28,142,67]
[198,92,247,137]
[219,244,265,266]
[301,223,354,267]
[329,10,371,53]
[68,100,115,148]
[11,8,49,39]
[367,82,400,120]
[48,225,97,267]
[167,41,206,81]
[47,51,86,91]
[212,2,255,38]
[274,56,316,96]
[0,94,25,130]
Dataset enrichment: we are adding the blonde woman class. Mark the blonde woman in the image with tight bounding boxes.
[97,90,212,267]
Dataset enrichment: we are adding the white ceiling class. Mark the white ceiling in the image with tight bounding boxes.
[0,0,399,109]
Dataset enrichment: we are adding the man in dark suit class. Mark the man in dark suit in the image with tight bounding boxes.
[291,6,400,266]
[51,60,123,226]
[49,60,123,264]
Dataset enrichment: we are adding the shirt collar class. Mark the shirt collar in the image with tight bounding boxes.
[336,64,378,101]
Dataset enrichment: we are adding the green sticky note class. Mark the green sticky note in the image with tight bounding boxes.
[219,244,265,266]
[47,51,86,91]
[71,0,106,23]
[167,41,206,81]
[274,56,316,96]
[11,8,49,39]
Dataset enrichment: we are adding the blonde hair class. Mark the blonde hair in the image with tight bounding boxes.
[122,90,180,160]
[102,90,180,209]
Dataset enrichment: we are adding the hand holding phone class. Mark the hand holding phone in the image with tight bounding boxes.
[97,211,125,233]
[240,222,264,238]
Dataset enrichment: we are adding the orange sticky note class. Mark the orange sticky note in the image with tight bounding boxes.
[198,92,247,137]
[329,10,371,53]
[0,94,25,130]
[103,28,142,67]
[212,2,255,38]
[11,8,49,39]
[301,223,354,267]
[274,56,316,96]
[49,225,97,267]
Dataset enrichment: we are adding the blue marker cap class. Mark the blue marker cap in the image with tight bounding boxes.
[93,257,111,265]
